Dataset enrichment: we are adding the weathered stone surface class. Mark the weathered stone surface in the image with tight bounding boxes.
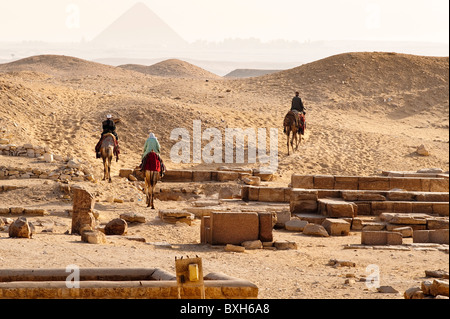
[359,177,390,190]
[314,175,335,189]
[341,191,386,201]
[210,212,259,245]
[322,219,350,236]
[362,222,386,231]
[225,244,245,253]
[427,218,449,230]
[413,229,449,245]
[274,241,298,250]
[361,231,403,245]
[425,270,449,279]
[81,230,107,244]
[242,176,260,186]
[328,259,356,267]
[291,175,314,189]
[71,186,96,235]
[119,212,146,223]
[8,217,33,238]
[404,287,424,299]
[104,218,128,235]
[303,223,329,237]
[242,240,263,250]
[380,213,430,225]
[430,279,449,297]
[258,212,274,242]
[377,286,399,294]
[334,176,359,190]
[285,219,308,232]
[318,199,357,218]
[159,210,195,225]
[392,226,413,238]
[274,210,291,228]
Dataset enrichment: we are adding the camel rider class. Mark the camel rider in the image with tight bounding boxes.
[95,114,119,160]
[291,91,305,114]
[141,133,165,176]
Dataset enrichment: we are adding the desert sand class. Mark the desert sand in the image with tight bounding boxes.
[0,52,448,300]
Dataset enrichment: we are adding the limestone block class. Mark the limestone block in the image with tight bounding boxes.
[334,176,359,190]
[341,190,386,201]
[380,213,429,225]
[81,230,107,244]
[162,170,193,182]
[291,175,314,189]
[392,226,413,238]
[322,218,350,236]
[241,240,262,250]
[427,218,449,230]
[275,210,291,228]
[258,187,287,202]
[318,199,357,218]
[274,241,298,250]
[217,171,239,182]
[429,178,449,192]
[225,244,245,253]
[285,219,309,232]
[192,170,212,182]
[358,176,390,190]
[159,210,194,225]
[430,280,449,297]
[314,175,335,189]
[258,212,274,242]
[8,217,33,238]
[432,203,449,217]
[104,218,128,235]
[303,223,329,237]
[361,231,403,245]
[210,212,259,245]
[413,229,449,245]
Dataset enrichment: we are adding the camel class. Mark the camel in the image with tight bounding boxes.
[283,111,302,155]
[142,151,161,209]
[100,133,115,183]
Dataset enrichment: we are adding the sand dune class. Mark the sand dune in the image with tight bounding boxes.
[119,59,221,79]
[0,51,449,300]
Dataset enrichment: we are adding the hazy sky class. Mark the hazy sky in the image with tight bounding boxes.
[0,0,448,44]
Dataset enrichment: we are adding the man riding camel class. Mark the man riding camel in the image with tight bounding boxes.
[285,92,306,135]
[95,114,120,161]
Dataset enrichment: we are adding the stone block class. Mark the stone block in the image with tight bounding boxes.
[430,279,449,297]
[412,202,434,215]
[429,178,449,192]
[334,176,359,190]
[258,212,274,242]
[354,202,372,216]
[387,191,415,201]
[217,171,239,182]
[322,218,350,236]
[274,210,291,228]
[290,200,318,214]
[380,213,429,225]
[413,229,449,245]
[303,223,329,237]
[361,231,403,245]
[201,216,211,244]
[314,175,335,189]
[274,241,298,250]
[427,218,449,230]
[341,190,386,201]
[285,219,309,232]
[432,203,449,217]
[210,212,259,245]
[258,187,287,202]
[415,192,449,202]
[71,186,96,235]
[159,210,194,225]
[318,199,357,218]
[162,170,193,182]
[192,171,212,182]
[105,218,128,235]
[359,177,390,190]
[291,175,314,189]
[290,189,318,201]
[392,226,413,238]
[248,186,259,201]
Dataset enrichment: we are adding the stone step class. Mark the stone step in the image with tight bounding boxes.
[291,174,449,192]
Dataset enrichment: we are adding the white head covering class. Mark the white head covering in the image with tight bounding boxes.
[106,114,112,119]
[149,133,156,139]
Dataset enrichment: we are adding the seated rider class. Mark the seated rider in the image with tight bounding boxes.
[290,91,306,134]
[141,132,165,177]
[95,114,119,160]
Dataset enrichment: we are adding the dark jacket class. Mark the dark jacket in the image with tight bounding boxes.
[291,96,305,113]
[102,119,118,141]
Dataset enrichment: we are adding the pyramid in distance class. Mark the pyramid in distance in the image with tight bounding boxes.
[92,2,187,48]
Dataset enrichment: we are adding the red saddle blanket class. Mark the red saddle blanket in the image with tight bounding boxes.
[142,152,161,172]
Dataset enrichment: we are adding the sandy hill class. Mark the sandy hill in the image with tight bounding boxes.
[240,52,449,113]
[0,52,448,182]
[0,55,140,79]
[224,69,283,78]
[119,59,221,79]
